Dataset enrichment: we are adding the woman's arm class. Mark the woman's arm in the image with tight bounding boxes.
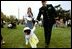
[27,17,32,21]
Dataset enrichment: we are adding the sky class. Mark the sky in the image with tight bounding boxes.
[1,1,71,19]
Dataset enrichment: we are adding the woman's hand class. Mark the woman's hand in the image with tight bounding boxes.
[28,12,32,16]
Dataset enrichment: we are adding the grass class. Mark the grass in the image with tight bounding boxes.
[1,24,71,48]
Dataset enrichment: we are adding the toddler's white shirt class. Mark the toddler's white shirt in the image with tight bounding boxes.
[25,26,39,48]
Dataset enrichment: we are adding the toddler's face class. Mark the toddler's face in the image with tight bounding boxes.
[24,30,31,35]
[25,32,28,35]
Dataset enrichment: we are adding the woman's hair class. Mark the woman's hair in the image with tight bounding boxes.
[27,7,33,16]
[42,1,46,3]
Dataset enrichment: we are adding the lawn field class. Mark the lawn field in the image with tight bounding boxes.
[1,25,71,48]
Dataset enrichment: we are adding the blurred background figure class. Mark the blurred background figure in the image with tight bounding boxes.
[1,17,5,45]
[24,7,34,29]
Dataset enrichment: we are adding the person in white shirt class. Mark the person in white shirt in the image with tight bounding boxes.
[8,23,12,28]
[68,19,71,27]
[24,7,34,29]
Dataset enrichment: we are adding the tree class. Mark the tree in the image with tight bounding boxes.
[54,4,71,21]
[9,15,16,22]
[54,4,61,10]
[1,12,10,22]
[1,12,6,21]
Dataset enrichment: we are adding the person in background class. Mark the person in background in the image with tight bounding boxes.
[24,7,34,29]
[1,17,5,45]
[1,17,4,28]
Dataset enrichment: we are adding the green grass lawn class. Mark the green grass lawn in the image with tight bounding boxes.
[1,25,71,48]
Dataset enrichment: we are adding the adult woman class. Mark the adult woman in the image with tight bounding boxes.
[24,7,34,29]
